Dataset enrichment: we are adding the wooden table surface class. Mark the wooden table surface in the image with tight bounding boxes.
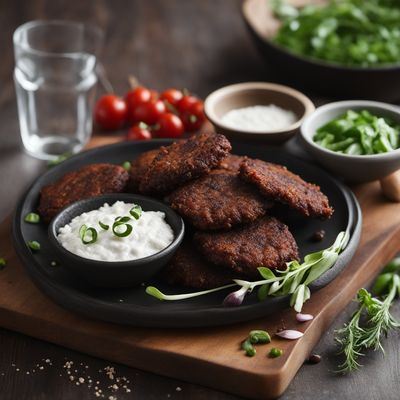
[0,1,398,399]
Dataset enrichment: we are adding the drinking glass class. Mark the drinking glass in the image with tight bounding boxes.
[13,21,103,160]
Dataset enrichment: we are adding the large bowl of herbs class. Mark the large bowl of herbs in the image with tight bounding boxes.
[243,0,400,101]
[300,100,400,182]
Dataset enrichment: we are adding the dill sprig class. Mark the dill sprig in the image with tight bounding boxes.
[335,257,400,373]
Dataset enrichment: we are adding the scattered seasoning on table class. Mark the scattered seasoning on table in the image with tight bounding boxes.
[50,261,58,267]
[307,354,322,364]
[5,358,133,398]
[312,230,325,242]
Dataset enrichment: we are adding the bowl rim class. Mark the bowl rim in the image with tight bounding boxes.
[204,81,315,135]
[48,193,185,268]
[301,100,400,160]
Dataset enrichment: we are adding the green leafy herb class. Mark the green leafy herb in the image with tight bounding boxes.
[242,339,256,357]
[79,225,98,245]
[273,0,400,67]
[0,258,6,270]
[122,161,131,171]
[28,240,41,251]
[98,221,110,230]
[24,212,40,224]
[269,348,283,358]
[112,217,133,238]
[129,205,142,220]
[146,231,349,312]
[47,152,72,167]
[335,259,400,373]
[314,110,400,155]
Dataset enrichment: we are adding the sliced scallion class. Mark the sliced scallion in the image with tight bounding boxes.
[0,258,6,270]
[122,161,131,171]
[112,220,133,237]
[24,212,40,224]
[79,224,98,245]
[129,205,142,220]
[28,241,41,251]
[99,221,109,230]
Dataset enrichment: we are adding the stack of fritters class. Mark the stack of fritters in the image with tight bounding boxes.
[38,132,333,290]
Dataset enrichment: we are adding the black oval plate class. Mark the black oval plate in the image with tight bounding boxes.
[13,140,361,328]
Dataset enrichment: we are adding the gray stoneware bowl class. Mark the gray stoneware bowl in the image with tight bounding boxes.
[300,100,400,183]
[48,193,185,288]
[204,82,314,143]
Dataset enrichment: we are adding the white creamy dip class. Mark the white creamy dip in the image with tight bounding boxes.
[57,201,174,262]
[221,105,297,132]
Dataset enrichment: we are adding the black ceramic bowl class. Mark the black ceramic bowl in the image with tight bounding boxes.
[48,193,185,288]
[243,0,400,101]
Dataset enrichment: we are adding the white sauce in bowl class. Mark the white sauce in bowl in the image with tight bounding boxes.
[221,105,297,132]
[57,201,174,262]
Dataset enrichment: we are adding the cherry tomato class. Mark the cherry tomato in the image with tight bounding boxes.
[154,113,184,138]
[160,88,183,107]
[94,94,127,130]
[180,100,206,132]
[126,123,152,141]
[125,86,153,120]
[131,99,166,125]
[176,95,199,114]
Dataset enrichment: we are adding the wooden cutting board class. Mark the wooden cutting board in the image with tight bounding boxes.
[1,136,400,400]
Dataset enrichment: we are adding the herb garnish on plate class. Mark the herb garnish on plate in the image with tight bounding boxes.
[147,231,349,313]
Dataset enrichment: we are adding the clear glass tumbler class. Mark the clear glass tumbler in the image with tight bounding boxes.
[13,21,103,160]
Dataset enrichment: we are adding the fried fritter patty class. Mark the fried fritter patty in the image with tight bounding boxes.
[240,158,333,218]
[168,171,270,230]
[161,241,237,289]
[127,149,160,192]
[38,163,129,223]
[217,154,246,173]
[139,132,232,195]
[195,216,299,279]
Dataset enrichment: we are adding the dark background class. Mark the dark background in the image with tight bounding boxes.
[0,1,398,399]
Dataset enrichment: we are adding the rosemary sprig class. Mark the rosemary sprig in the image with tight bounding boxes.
[336,258,400,373]
[146,231,349,313]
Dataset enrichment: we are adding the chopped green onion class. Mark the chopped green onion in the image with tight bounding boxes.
[269,348,283,358]
[24,212,40,224]
[249,330,271,344]
[79,225,98,245]
[114,216,131,223]
[242,339,256,357]
[28,241,41,251]
[129,205,142,220]
[47,152,72,167]
[122,161,131,171]
[0,258,6,270]
[112,220,133,237]
[99,221,109,230]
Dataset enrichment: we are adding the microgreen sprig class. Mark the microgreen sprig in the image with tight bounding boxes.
[146,231,349,312]
[335,257,400,373]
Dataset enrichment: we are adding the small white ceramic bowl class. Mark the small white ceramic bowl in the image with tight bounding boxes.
[300,100,400,183]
